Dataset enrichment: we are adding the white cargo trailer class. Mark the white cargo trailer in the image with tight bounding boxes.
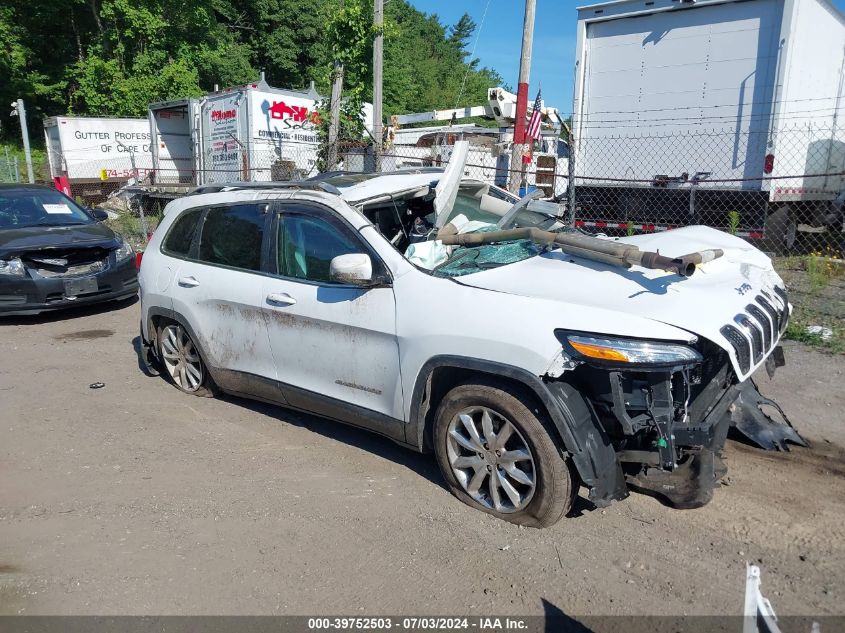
[571,0,845,250]
[147,99,201,186]
[147,77,374,191]
[43,116,153,197]
[148,80,321,187]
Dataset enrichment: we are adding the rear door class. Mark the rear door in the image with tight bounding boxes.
[168,201,280,397]
[580,0,783,184]
[261,201,404,439]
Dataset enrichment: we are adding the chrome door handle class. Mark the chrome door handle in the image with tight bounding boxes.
[266,292,296,306]
[177,276,200,288]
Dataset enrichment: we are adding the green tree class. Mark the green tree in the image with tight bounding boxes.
[0,0,505,150]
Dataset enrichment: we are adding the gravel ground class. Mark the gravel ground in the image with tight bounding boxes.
[0,300,843,617]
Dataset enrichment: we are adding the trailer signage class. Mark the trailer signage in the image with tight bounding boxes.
[44,117,154,181]
[205,95,242,181]
[255,96,319,146]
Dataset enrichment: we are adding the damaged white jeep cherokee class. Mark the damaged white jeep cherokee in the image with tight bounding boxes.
[139,156,805,528]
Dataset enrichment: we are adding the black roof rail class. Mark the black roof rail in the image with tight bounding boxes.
[187,181,342,196]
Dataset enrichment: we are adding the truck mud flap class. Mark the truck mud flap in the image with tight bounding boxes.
[730,379,808,451]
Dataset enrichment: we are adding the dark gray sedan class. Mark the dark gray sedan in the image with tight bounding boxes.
[0,184,138,316]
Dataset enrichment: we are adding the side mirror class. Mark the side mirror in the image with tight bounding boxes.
[89,207,109,222]
[329,253,373,285]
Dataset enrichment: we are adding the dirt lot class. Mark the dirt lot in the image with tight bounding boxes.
[0,299,844,617]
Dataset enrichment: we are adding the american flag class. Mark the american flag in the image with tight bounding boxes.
[526,88,543,141]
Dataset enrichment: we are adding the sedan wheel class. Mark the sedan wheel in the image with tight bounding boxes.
[159,324,205,393]
[446,406,537,513]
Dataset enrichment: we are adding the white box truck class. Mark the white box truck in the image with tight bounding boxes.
[148,77,375,190]
[148,79,323,188]
[43,116,153,198]
[570,0,845,251]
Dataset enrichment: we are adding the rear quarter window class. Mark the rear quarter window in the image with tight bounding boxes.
[161,208,203,257]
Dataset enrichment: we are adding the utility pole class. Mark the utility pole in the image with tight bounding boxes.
[117,139,148,241]
[373,0,384,173]
[11,99,35,183]
[508,0,536,193]
[327,0,345,170]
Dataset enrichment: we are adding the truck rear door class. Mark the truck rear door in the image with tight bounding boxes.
[577,0,784,188]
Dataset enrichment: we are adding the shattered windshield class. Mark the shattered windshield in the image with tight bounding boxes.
[432,238,547,277]
[355,175,566,276]
[403,185,566,275]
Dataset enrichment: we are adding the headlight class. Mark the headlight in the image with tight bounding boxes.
[556,332,702,367]
[114,238,134,262]
[0,257,26,277]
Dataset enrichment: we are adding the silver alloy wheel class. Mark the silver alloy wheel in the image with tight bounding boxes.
[446,406,536,513]
[160,324,204,392]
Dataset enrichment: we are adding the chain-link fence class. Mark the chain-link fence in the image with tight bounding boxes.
[569,122,845,258]
[0,152,23,184]
[49,121,845,260]
[42,121,843,348]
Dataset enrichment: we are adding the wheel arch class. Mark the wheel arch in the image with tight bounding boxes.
[408,356,580,454]
[407,355,629,508]
[144,306,219,381]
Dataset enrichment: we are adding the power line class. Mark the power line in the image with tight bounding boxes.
[452,0,493,110]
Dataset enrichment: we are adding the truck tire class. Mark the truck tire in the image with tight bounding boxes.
[763,205,797,255]
[433,380,574,528]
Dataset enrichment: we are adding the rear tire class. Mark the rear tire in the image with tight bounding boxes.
[763,205,797,255]
[157,321,217,397]
[433,380,574,528]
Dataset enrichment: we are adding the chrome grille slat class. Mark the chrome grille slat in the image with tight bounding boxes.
[720,324,751,374]
[747,304,772,351]
[773,286,789,332]
[756,295,781,333]
[723,287,789,375]
[736,315,764,364]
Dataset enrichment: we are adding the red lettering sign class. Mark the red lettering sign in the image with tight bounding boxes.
[211,109,236,122]
[268,100,319,124]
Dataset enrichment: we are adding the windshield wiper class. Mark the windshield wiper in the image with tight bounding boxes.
[36,219,89,226]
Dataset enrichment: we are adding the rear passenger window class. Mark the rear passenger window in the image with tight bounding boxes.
[162,207,203,257]
[198,204,265,272]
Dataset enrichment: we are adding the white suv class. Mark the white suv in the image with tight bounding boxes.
[138,167,804,528]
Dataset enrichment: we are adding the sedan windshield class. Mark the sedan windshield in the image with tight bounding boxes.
[0,189,93,229]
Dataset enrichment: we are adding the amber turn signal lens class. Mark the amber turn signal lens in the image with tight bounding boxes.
[568,340,630,362]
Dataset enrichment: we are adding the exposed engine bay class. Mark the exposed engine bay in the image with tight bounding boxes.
[544,338,807,509]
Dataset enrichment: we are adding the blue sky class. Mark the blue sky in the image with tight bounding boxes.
[408,0,845,114]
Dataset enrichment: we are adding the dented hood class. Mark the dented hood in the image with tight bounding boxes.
[456,226,786,379]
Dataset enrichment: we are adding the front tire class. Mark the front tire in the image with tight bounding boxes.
[157,321,216,397]
[433,381,574,528]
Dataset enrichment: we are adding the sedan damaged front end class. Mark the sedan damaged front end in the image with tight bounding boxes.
[0,185,139,316]
[0,240,138,315]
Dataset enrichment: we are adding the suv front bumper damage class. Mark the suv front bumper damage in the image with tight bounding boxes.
[730,379,808,452]
[544,346,806,510]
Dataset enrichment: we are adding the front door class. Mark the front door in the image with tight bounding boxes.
[261,201,403,439]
